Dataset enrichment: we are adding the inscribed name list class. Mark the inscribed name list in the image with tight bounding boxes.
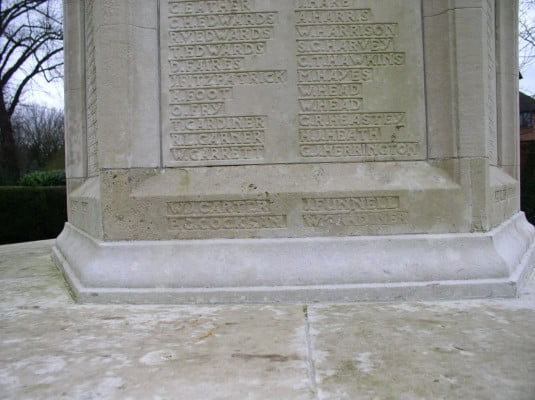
[160,0,426,166]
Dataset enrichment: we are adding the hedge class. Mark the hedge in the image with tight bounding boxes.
[19,170,66,186]
[0,186,67,245]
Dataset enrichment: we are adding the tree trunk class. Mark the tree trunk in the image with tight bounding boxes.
[0,109,19,185]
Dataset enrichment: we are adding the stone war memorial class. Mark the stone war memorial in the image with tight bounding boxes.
[54,0,535,303]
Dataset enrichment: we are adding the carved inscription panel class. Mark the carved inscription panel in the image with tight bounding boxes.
[85,0,99,176]
[161,0,426,166]
[302,196,407,228]
[167,200,287,230]
[485,0,497,165]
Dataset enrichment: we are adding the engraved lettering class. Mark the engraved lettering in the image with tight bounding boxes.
[166,197,287,230]
[171,131,263,146]
[297,68,372,83]
[169,87,233,102]
[170,70,287,87]
[169,13,276,28]
[299,128,380,142]
[170,146,264,161]
[169,215,287,230]
[301,196,408,227]
[297,53,405,68]
[295,3,420,162]
[494,187,516,202]
[170,102,225,117]
[297,38,395,53]
[298,83,362,97]
[170,58,243,73]
[300,143,419,157]
[170,116,266,131]
[303,211,408,227]
[164,1,287,165]
[298,112,405,127]
[303,196,400,211]
[169,43,267,58]
[295,24,398,38]
[163,1,424,166]
[169,0,252,15]
[167,200,271,215]
[169,28,274,44]
[295,9,372,24]
[299,98,363,112]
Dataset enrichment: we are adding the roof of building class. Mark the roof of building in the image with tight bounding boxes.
[520,92,535,112]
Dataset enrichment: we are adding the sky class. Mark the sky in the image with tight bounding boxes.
[521,63,535,96]
[9,0,64,110]
[25,74,64,110]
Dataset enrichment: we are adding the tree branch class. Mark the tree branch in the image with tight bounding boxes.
[0,24,61,86]
[7,45,62,115]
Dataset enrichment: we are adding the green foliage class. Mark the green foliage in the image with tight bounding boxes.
[0,186,67,244]
[19,169,65,186]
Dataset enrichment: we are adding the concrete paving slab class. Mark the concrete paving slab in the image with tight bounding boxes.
[1,240,534,399]
[308,281,535,400]
[1,306,312,399]
[0,241,71,309]
[0,241,313,399]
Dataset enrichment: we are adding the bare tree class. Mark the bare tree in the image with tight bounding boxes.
[0,0,63,184]
[13,103,63,173]
[520,0,535,71]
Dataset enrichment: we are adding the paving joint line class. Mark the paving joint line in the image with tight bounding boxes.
[303,304,319,399]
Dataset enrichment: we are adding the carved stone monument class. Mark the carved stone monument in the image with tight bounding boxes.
[54,0,535,303]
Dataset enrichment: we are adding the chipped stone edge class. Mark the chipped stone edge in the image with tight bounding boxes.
[52,213,535,304]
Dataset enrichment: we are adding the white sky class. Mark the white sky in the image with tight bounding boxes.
[9,0,64,110]
[521,63,535,96]
[25,74,64,109]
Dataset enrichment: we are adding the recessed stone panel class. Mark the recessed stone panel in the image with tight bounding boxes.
[160,0,426,167]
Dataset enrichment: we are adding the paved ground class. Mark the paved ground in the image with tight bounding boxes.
[1,240,535,400]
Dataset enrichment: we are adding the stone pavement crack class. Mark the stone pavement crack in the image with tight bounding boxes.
[303,304,319,399]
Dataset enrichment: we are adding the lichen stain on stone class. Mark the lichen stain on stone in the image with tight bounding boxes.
[197,326,219,340]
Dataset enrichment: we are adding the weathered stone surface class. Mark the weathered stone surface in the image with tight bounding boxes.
[1,242,312,399]
[2,242,535,399]
[57,0,530,302]
[310,298,535,400]
[53,213,535,303]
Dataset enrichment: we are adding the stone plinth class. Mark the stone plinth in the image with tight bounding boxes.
[55,0,535,303]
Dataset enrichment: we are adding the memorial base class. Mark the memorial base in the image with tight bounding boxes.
[52,213,535,304]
